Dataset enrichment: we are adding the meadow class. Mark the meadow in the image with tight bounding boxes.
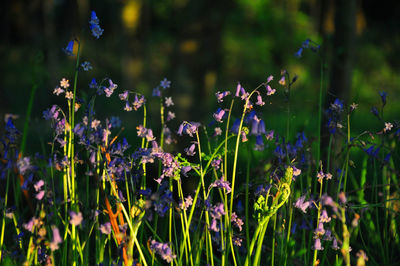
[0,10,399,266]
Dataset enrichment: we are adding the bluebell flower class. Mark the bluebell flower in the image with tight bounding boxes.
[230,118,241,134]
[371,106,380,119]
[294,47,303,58]
[81,61,92,71]
[89,11,104,39]
[160,78,171,89]
[379,91,387,106]
[89,78,98,89]
[63,40,75,56]
[152,87,161,97]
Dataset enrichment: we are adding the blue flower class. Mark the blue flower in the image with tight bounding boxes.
[379,91,387,106]
[160,78,171,89]
[81,61,92,71]
[89,11,104,39]
[63,40,75,56]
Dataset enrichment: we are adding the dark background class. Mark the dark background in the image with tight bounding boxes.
[0,0,399,153]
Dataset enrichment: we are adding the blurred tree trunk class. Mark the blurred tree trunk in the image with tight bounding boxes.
[328,0,356,105]
[321,0,356,171]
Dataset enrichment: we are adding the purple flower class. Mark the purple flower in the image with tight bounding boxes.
[150,240,176,263]
[266,84,276,96]
[184,143,196,156]
[294,47,303,58]
[152,87,161,97]
[294,195,310,213]
[35,190,45,200]
[314,222,325,237]
[89,78,98,89]
[119,91,129,101]
[231,212,244,231]
[255,94,265,106]
[213,108,226,123]
[132,95,146,110]
[320,209,331,223]
[215,91,231,103]
[167,111,175,121]
[313,238,324,250]
[235,82,242,97]
[230,119,241,134]
[50,226,62,251]
[160,78,171,89]
[181,166,192,177]
[69,211,83,226]
[209,178,231,193]
[332,237,340,250]
[99,222,112,235]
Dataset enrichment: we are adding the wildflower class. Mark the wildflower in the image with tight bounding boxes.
[320,209,331,223]
[167,111,175,121]
[63,40,75,56]
[279,76,286,86]
[332,237,340,250]
[65,91,73,100]
[314,222,325,237]
[145,129,155,142]
[150,240,176,263]
[53,86,64,95]
[338,192,347,204]
[325,172,332,180]
[294,47,303,58]
[370,106,380,119]
[81,61,92,71]
[352,213,360,227]
[254,135,264,151]
[49,226,62,251]
[179,195,193,211]
[255,94,265,106]
[384,122,393,133]
[36,190,45,200]
[215,91,230,103]
[165,97,174,107]
[181,166,192,177]
[132,95,146,110]
[313,238,324,251]
[160,78,171,89]
[90,119,100,130]
[104,79,118,97]
[89,78,98,89]
[214,127,222,136]
[124,101,133,111]
[265,130,274,140]
[293,166,301,177]
[317,171,325,183]
[379,91,387,106]
[23,217,39,232]
[34,180,44,192]
[89,11,104,39]
[209,178,231,193]
[184,143,196,156]
[17,157,33,175]
[213,108,225,123]
[231,212,244,231]
[324,229,333,241]
[99,222,112,235]
[266,84,276,95]
[233,236,242,247]
[356,250,368,264]
[60,78,70,89]
[350,102,358,111]
[211,158,222,170]
[241,130,248,142]
[230,118,241,134]
[152,87,161,97]
[235,82,242,97]
[294,195,310,213]
[69,211,83,226]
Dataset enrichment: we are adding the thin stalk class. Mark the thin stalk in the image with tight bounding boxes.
[0,170,10,261]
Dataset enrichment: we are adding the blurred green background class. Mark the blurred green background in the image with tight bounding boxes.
[0,0,399,153]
